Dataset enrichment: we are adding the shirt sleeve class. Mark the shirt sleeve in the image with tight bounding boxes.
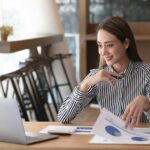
[57,85,97,123]
[145,70,150,120]
[145,80,150,99]
[57,70,99,123]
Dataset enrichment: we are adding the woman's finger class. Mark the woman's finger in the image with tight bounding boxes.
[122,106,130,121]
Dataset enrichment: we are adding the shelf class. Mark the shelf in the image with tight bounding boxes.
[135,35,150,41]
[79,0,150,79]
[86,34,96,41]
[0,34,63,53]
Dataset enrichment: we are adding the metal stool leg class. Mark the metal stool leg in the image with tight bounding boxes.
[57,54,73,91]
[24,72,49,121]
[36,67,58,112]
[10,76,29,121]
[31,68,56,121]
[47,61,64,104]
[0,79,10,97]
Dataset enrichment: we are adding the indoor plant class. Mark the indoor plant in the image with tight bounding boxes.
[0,25,13,41]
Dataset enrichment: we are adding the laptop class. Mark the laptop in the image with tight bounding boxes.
[0,98,58,144]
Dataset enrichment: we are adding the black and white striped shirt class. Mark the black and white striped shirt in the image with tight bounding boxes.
[58,62,150,123]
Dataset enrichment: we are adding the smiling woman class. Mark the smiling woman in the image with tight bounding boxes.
[97,29,130,71]
[58,16,150,128]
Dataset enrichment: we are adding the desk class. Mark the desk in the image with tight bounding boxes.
[0,122,150,150]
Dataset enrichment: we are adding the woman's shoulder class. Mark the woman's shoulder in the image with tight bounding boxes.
[135,62,150,70]
[87,68,100,77]
[89,66,110,74]
[134,62,150,75]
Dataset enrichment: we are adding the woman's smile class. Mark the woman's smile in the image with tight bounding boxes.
[104,56,113,61]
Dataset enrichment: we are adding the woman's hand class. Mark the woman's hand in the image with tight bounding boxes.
[79,69,119,92]
[122,95,150,128]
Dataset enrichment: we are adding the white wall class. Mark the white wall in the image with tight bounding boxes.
[0,0,77,99]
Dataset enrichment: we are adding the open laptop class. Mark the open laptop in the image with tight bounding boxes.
[0,98,58,144]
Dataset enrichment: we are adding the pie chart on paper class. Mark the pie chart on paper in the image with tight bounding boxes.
[131,136,148,141]
[105,125,121,136]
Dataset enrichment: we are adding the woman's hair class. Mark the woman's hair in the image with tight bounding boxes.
[97,16,142,67]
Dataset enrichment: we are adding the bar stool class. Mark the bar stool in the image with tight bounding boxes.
[42,53,73,107]
[28,62,57,120]
[19,59,59,121]
[51,53,73,92]
[24,56,67,112]
[34,63,59,114]
[21,58,60,115]
[0,64,50,121]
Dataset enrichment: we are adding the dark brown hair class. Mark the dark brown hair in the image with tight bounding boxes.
[97,16,142,65]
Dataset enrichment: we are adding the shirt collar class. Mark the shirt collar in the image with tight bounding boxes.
[109,62,134,77]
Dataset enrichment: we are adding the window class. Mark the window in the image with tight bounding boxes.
[56,0,80,80]
[89,0,150,23]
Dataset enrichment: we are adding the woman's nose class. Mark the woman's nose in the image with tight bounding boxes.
[101,47,108,56]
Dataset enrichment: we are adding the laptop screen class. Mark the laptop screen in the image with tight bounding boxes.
[0,98,58,144]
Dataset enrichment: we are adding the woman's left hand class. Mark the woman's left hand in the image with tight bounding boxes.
[122,95,150,128]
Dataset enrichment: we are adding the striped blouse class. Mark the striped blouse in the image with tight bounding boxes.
[58,62,150,123]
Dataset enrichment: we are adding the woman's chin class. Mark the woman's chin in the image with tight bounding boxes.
[106,61,114,66]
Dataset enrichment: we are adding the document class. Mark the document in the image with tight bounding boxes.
[89,135,114,144]
[90,108,150,144]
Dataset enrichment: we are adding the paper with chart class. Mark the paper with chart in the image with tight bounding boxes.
[91,108,150,144]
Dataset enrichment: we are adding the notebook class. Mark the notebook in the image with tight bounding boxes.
[0,98,58,144]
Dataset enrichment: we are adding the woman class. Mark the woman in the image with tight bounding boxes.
[58,16,150,127]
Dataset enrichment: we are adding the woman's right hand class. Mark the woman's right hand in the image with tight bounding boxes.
[122,95,150,128]
[79,70,119,92]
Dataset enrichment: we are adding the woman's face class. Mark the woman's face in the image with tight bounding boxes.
[97,29,129,67]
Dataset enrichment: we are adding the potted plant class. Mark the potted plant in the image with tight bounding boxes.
[0,25,13,41]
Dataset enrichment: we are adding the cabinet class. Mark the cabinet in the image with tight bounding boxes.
[79,0,150,80]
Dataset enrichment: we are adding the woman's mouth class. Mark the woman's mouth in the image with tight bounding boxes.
[105,56,112,61]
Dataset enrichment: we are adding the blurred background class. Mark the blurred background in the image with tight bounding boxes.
[0,0,150,121]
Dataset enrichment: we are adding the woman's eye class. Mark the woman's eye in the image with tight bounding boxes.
[106,44,113,48]
[98,44,102,48]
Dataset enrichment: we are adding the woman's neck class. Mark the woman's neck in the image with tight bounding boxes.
[112,58,130,74]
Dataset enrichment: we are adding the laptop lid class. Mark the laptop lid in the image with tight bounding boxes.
[0,98,58,144]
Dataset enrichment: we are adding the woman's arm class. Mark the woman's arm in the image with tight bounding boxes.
[57,85,96,123]
[58,69,118,123]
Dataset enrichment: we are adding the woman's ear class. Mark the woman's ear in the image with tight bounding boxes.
[124,38,130,49]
